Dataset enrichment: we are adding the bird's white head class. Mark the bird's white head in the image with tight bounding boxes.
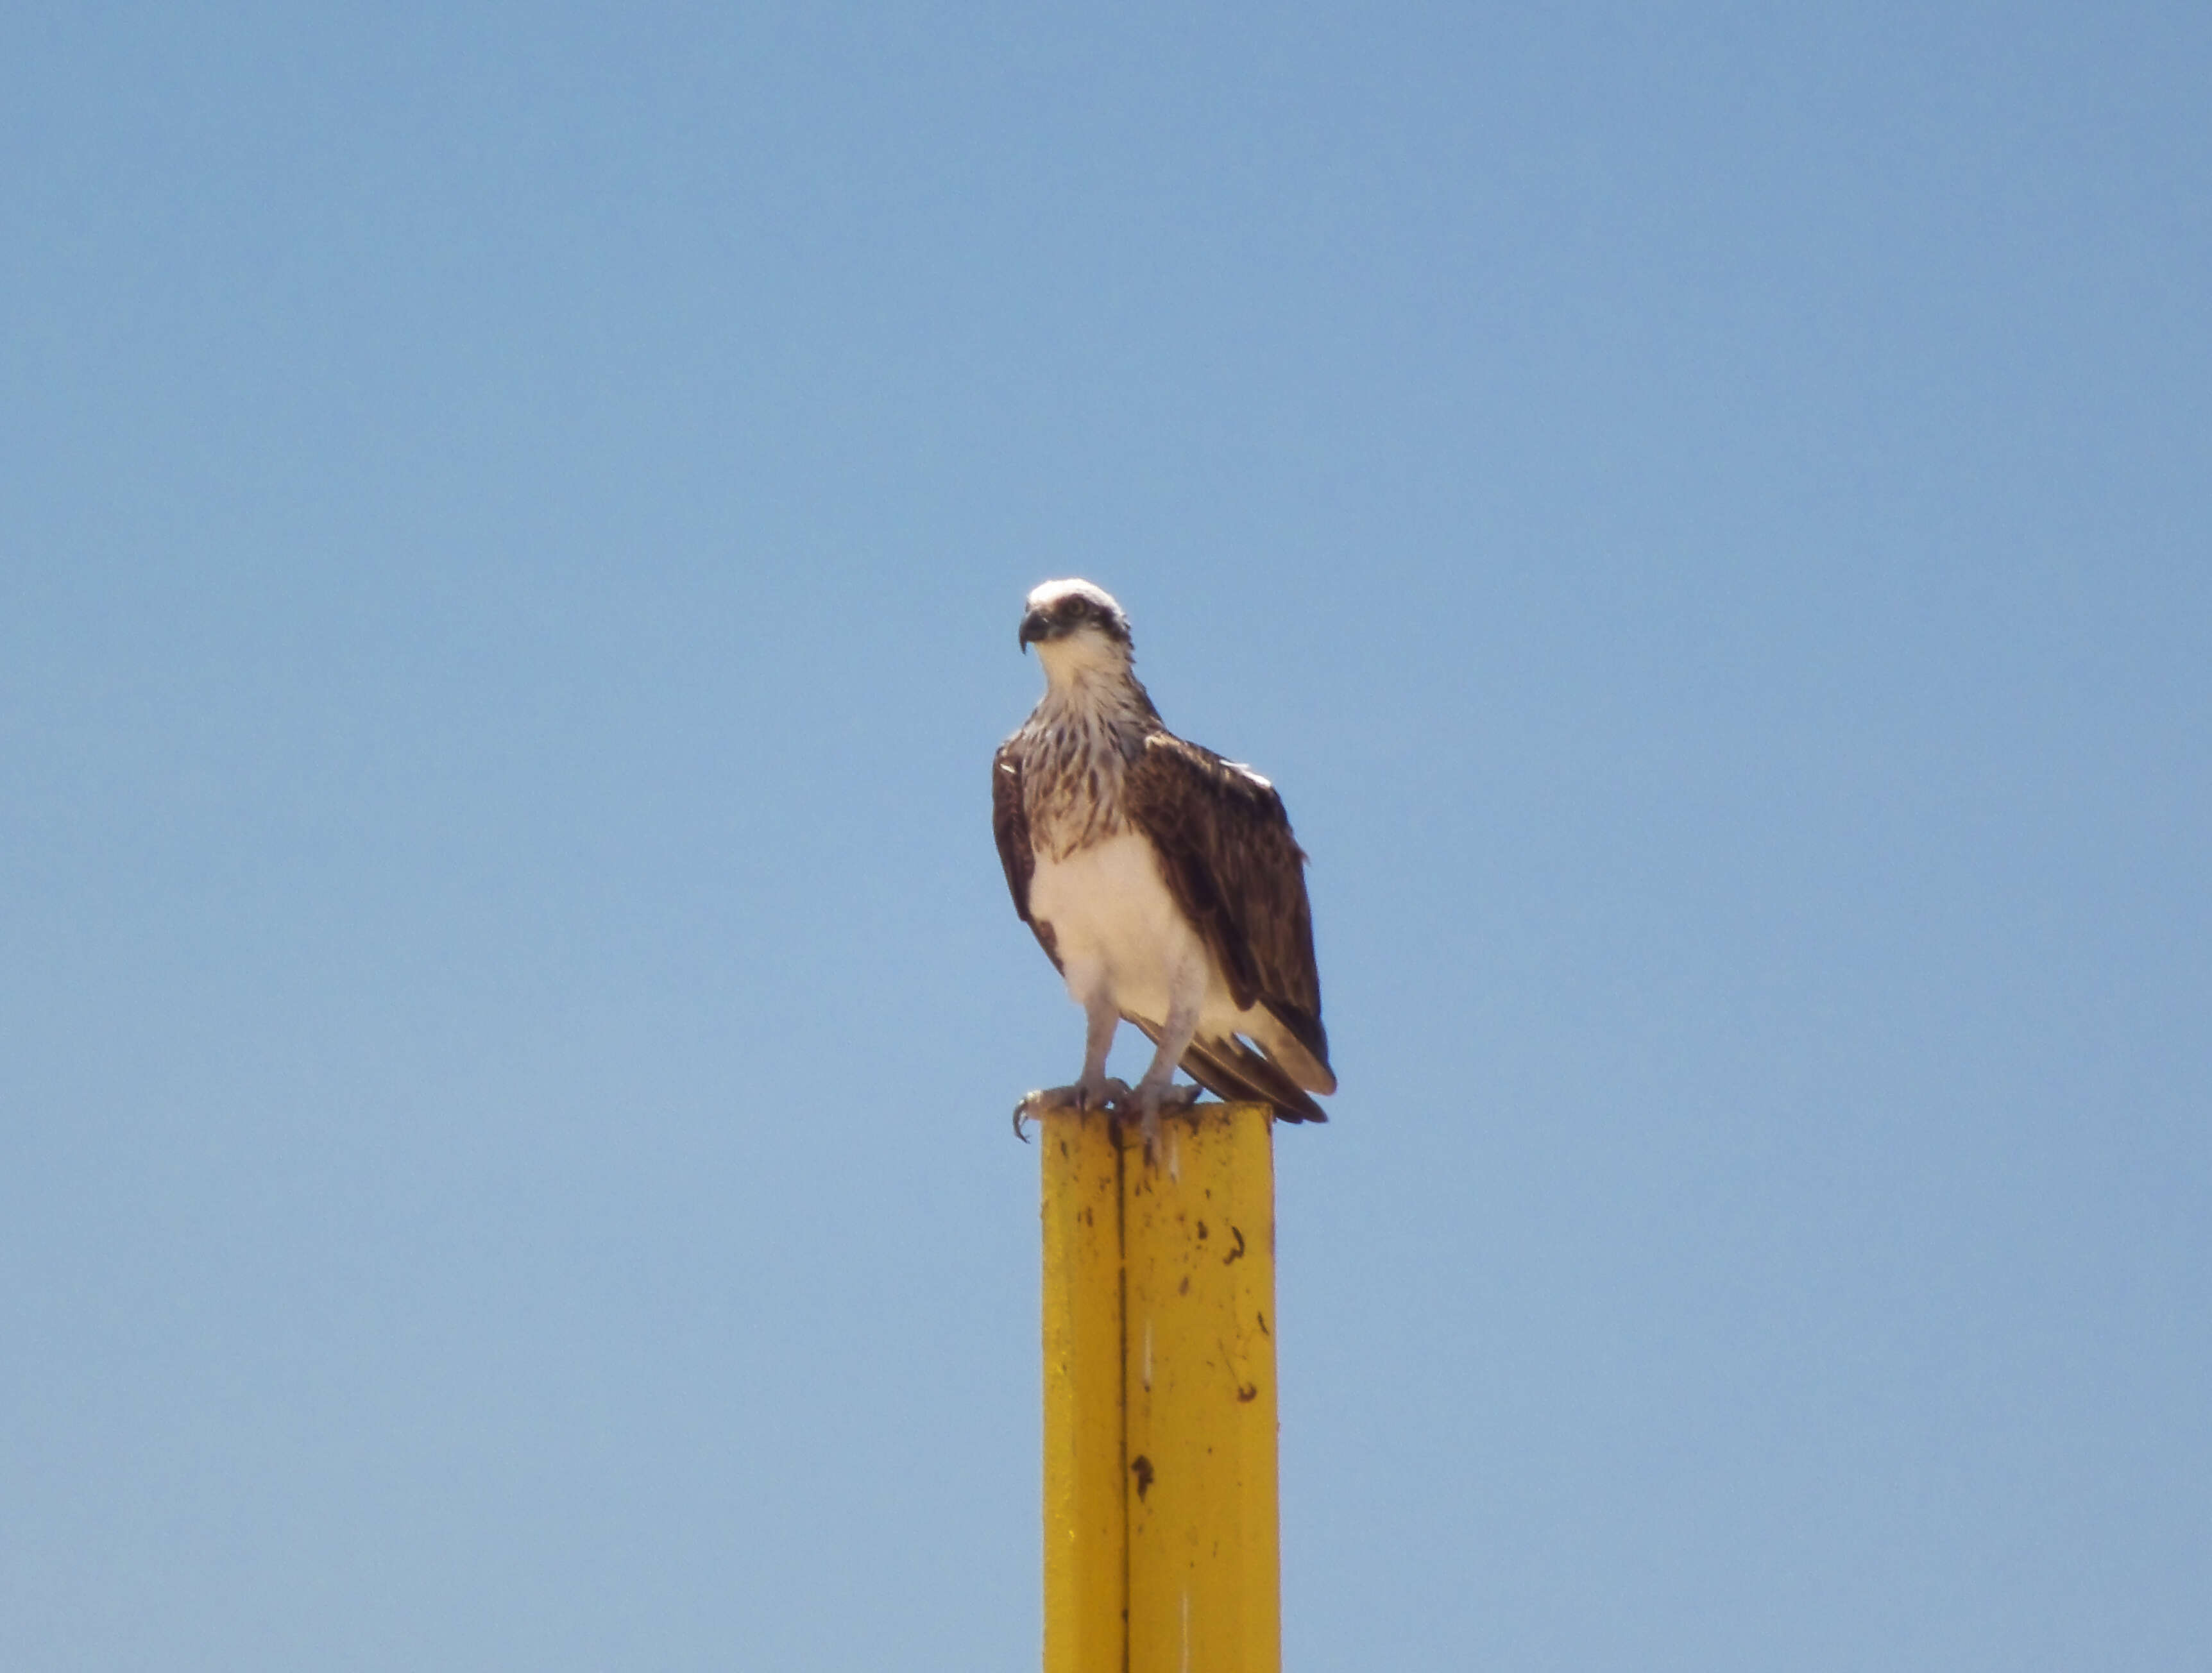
[1018,579,1135,688]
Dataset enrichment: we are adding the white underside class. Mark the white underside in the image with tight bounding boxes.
[1028,831,1254,1040]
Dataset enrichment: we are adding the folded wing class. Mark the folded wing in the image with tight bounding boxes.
[1122,733,1334,1113]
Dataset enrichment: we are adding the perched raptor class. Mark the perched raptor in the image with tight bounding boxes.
[994,579,1335,1146]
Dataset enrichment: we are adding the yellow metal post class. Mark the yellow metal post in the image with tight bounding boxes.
[1041,1107,1127,1673]
[1123,1105,1282,1672]
[1042,1102,1281,1673]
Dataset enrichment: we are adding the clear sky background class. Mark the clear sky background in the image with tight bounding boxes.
[3,4,2207,1669]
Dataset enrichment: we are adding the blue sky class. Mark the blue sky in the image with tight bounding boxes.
[3,3,2207,1668]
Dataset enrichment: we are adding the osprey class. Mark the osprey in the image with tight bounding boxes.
[994,579,1334,1145]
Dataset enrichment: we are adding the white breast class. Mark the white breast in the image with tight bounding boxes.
[1029,831,1212,1024]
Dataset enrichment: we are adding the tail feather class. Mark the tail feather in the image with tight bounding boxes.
[1132,1020,1329,1123]
[1254,1004,1336,1095]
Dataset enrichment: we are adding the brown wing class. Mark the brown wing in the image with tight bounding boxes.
[992,738,1061,971]
[1121,732,1331,1080]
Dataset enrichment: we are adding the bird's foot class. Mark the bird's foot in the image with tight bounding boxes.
[1119,1080,1204,1163]
[1012,1077,1132,1141]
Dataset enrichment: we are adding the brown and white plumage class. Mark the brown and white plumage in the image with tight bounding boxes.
[994,579,1334,1137]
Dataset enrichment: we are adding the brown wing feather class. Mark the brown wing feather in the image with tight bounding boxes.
[1121,733,1331,1078]
[992,739,1061,971]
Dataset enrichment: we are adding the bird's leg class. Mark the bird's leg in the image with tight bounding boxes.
[1013,985,1128,1138]
[1123,970,1205,1160]
[1075,989,1123,1109]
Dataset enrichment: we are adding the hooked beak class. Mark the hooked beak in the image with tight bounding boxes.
[1017,609,1051,652]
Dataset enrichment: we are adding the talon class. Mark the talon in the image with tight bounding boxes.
[1119,1080,1205,1162]
[1013,1087,1062,1139]
[1013,1082,1110,1137]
